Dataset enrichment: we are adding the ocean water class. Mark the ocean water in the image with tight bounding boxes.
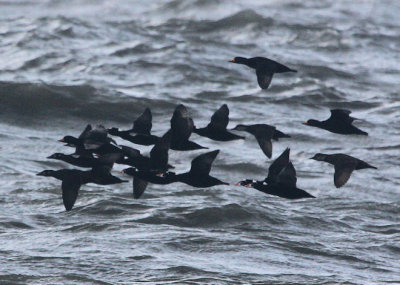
[1,0,399,284]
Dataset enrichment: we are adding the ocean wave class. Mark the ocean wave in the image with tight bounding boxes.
[0,220,34,229]
[270,85,380,109]
[160,0,225,11]
[111,43,176,56]
[18,52,59,71]
[136,203,255,227]
[189,10,273,33]
[0,81,174,125]
[155,10,273,34]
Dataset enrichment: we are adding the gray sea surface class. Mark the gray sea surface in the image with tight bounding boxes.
[0,0,399,284]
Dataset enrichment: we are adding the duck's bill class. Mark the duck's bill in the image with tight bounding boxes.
[235,182,251,187]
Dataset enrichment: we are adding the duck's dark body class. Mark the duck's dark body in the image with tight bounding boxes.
[108,129,159,146]
[232,123,290,158]
[311,153,377,188]
[230,56,297,89]
[193,104,244,142]
[236,148,314,199]
[306,120,367,135]
[122,131,173,199]
[60,125,118,154]
[157,150,228,188]
[170,140,206,151]
[169,104,207,151]
[48,153,96,168]
[173,172,227,188]
[251,182,314,199]
[90,167,127,185]
[37,166,127,211]
[304,109,368,135]
[108,108,159,146]
[48,152,123,170]
[193,127,243,141]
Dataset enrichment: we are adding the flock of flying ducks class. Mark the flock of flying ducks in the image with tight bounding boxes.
[37,56,377,211]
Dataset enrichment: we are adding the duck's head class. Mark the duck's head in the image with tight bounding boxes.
[121,167,138,176]
[229,57,247,64]
[107,127,119,136]
[58,136,78,145]
[232,124,247,131]
[156,171,176,178]
[303,119,320,127]
[37,170,56,177]
[235,179,255,187]
[47,153,66,160]
[310,153,328,161]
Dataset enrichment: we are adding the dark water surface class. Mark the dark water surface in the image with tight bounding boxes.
[1,0,399,284]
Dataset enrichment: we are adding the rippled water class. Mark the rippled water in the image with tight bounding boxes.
[1,0,399,284]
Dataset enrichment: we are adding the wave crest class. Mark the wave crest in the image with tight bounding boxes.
[0,81,173,125]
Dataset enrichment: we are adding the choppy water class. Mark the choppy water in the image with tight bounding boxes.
[1,0,399,284]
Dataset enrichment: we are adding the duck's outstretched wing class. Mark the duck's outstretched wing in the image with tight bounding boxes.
[170,104,193,142]
[133,177,148,199]
[96,153,123,169]
[121,145,141,158]
[132,108,152,135]
[266,148,290,183]
[256,68,273,89]
[334,160,357,188]
[84,125,111,150]
[78,124,92,140]
[208,104,229,131]
[252,125,276,159]
[329,109,357,123]
[150,131,171,171]
[276,162,297,188]
[61,174,82,211]
[189,150,219,176]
